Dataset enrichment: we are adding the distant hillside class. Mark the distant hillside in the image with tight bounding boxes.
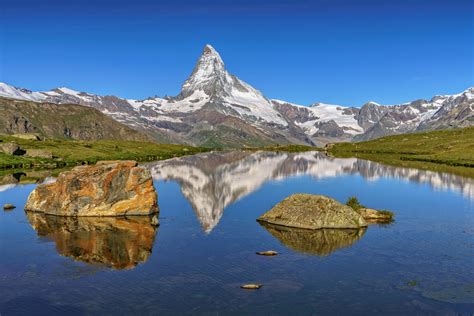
[329,127,474,177]
[0,96,150,141]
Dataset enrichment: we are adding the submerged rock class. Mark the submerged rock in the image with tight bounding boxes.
[357,207,394,223]
[256,250,278,256]
[240,284,263,290]
[257,194,367,229]
[26,211,158,269]
[3,203,16,210]
[25,160,158,216]
[259,222,366,256]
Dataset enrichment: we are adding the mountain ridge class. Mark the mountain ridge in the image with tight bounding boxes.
[1,44,472,147]
[0,96,150,141]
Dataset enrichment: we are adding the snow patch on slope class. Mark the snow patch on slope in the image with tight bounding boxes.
[0,83,47,101]
[272,99,363,135]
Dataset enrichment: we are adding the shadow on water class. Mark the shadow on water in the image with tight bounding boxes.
[25,212,159,270]
[258,222,366,256]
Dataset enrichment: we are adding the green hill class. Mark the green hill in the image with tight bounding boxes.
[0,97,150,141]
[329,127,474,178]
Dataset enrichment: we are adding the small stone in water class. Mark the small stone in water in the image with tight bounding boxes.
[151,216,160,226]
[256,250,278,256]
[240,284,262,290]
[3,204,16,210]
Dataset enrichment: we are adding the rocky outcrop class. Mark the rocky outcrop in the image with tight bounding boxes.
[257,194,367,229]
[24,149,53,159]
[26,212,158,269]
[12,133,41,140]
[25,160,158,216]
[417,88,474,131]
[0,142,51,158]
[357,207,393,223]
[0,142,22,155]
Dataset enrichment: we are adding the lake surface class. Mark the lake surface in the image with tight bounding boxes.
[1,151,473,315]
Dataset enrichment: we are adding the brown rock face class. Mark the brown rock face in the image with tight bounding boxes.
[26,212,158,269]
[257,194,367,229]
[25,160,158,216]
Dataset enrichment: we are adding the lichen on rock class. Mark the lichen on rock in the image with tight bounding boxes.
[25,160,158,216]
[257,194,367,229]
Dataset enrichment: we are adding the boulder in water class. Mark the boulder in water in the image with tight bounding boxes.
[25,160,158,216]
[257,194,367,229]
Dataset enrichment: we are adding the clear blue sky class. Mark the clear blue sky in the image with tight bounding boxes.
[1,0,472,106]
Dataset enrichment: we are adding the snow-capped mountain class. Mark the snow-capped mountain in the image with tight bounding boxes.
[0,44,472,146]
[175,45,287,126]
[416,88,474,131]
[272,100,362,143]
[353,94,471,141]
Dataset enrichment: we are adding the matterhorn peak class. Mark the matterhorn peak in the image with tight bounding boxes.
[178,44,229,99]
[193,44,225,76]
[202,44,221,60]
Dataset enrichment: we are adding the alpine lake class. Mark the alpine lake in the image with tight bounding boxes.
[1,151,473,315]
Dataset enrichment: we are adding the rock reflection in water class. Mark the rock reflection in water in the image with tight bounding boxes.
[259,222,366,256]
[26,212,158,269]
[148,151,474,233]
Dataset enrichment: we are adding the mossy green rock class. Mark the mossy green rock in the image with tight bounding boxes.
[258,194,367,229]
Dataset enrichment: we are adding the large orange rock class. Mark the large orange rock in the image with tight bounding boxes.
[25,160,158,216]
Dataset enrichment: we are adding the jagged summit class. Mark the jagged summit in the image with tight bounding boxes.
[192,44,225,77]
[174,44,287,125]
[178,44,230,99]
[202,44,224,64]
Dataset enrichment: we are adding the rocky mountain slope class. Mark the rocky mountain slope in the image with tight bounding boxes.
[0,44,472,146]
[0,97,149,141]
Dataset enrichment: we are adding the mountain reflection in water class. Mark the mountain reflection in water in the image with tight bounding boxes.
[26,212,158,270]
[148,151,474,233]
[259,222,366,256]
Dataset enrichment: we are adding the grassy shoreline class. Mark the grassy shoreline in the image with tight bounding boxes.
[2,127,473,179]
[0,136,209,170]
[328,127,474,178]
[246,144,321,152]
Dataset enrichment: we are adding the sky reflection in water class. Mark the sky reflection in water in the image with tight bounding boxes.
[0,151,473,314]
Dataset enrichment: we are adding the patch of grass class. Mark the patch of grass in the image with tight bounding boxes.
[329,127,474,178]
[346,196,365,212]
[346,197,394,221]
[0,135,209,170]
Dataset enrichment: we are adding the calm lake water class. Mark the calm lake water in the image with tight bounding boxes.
[1,151,473,315]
